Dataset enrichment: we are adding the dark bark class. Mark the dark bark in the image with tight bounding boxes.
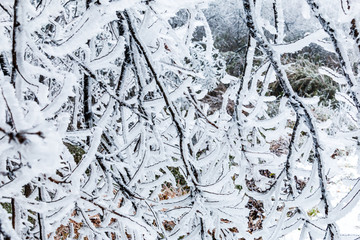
[0,3,11,17]
[11,198,15,230]
[37,188,45,240]
[0,52,10,76]
[273,0,279,43]
[83,74,93,130]
[11,0,20,87]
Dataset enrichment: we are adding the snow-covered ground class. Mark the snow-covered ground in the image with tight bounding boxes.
[283,154,360,239]
[331,154,360,236]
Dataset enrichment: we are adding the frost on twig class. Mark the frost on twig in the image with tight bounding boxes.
[0,0,360,239]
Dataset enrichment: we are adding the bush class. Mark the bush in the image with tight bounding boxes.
[269,57,339,107]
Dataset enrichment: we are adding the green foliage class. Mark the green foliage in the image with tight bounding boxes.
[269,57,339,107]
[307,207,320,217]
[167,167,188,189]
[0,202,12,214]
[220,51,245,77]
[64,142,86,164]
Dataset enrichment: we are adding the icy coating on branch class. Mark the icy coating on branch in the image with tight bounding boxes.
[0,0,359,239]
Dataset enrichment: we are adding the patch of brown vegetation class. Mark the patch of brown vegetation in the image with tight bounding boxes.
[53,219,83,240]
[246,198,265,234]
[269,137,289,157]
[158,184,188,201]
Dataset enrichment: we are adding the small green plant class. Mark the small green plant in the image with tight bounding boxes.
[167,167,188,187]
[0,202,12,214]
[307,207,320,217]
[64,142,85,164]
